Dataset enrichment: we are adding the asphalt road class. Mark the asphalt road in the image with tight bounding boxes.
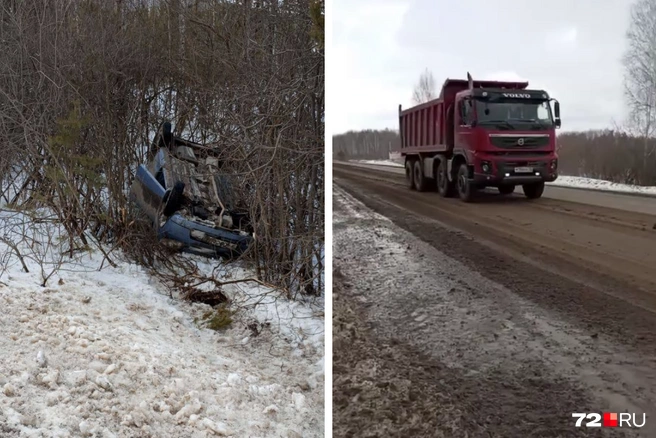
[334,160,656,216]
[333,161,656,437]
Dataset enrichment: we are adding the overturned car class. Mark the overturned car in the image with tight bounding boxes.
[130,122,254,258]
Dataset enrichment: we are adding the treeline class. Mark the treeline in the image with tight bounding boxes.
[332,129,398,161]
[0,0,324,296]
[333,129,656,186]
[557,130,656,185]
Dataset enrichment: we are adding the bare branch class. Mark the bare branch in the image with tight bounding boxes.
[412,68,437,105]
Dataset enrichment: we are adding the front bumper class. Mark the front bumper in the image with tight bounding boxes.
[159,213,253,259]
[472,159,558,186]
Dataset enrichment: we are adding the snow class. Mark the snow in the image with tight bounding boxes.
[351,159,656,196]
[549,175,656,195]
[0,211,323,437]
[354,159,403,168]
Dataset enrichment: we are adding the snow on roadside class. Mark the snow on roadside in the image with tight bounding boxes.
[191,257,325,361]
[0,220,323,437]
[549,175,656,195]
[352,159,656,196]
[353,159,403,168]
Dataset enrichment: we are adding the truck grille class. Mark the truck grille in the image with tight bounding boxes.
[489,151,551,156]
[504,161,542,167]
[490,135,550,148]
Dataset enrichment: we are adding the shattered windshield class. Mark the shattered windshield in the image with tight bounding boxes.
[475,99,553,130]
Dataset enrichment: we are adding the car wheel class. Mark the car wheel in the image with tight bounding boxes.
[163,181,185,216]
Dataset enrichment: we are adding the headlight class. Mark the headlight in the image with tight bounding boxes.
[190,230,206,240]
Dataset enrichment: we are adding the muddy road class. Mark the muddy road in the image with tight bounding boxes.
[333,164,656,437]
[335,160,656,216]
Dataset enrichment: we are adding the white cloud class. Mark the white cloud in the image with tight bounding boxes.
[331,0,410,133]
[545,27,579,50]
[559,27,579,44]
[331,0,632,133]
[480,71,528,82]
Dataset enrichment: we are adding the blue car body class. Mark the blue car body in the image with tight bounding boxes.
[130,124,253,259]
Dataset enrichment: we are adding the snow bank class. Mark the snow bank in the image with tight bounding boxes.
[0,213,324,437]
[354,159,403,168]
[549,175,656,195]
[352,160,656,196]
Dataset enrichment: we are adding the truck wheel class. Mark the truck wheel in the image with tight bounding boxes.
[413,160,428,192]
[523,182,545,199]
[498,185,515,195]
[456,163,475,202]
[437,159,455,197]
[405,160,415,190]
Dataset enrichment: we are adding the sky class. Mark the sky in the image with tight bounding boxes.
[331,0,633,134]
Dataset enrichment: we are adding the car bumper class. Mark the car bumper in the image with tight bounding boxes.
[159,213,253,259]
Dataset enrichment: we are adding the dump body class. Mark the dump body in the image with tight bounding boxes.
[397,75,560,201]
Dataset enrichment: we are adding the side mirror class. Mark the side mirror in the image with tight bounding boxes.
[552,99,561,128]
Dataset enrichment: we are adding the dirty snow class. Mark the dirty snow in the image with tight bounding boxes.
[350,159,656,196]
[0,211,324,438]
[332,182,656,437]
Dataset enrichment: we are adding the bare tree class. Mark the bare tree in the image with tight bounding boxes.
[412,68,436,105]
[0,0,324,298]
[333,129,399,160]
[623,0,656,165]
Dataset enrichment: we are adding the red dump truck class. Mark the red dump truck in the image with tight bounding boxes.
[398,73,560,201]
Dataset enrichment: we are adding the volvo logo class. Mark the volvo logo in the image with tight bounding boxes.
[503,93,531,98]
[517,138,525,146]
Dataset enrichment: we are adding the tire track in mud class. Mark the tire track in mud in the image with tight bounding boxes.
[334,277,599,438]
[333,187,635,437]
[334,165,656,348]
[333,173,656,437]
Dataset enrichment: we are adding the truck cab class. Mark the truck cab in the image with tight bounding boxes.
[454,85,560,196]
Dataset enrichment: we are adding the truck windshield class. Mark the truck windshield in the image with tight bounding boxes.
[475,99,553,129]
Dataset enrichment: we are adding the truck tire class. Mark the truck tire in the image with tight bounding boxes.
[498,185,515,195]
[437,159,455,197]
[456,163,475,202]
[405,160,415,190]
[413,160,428,192]
[523,182,545,199]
